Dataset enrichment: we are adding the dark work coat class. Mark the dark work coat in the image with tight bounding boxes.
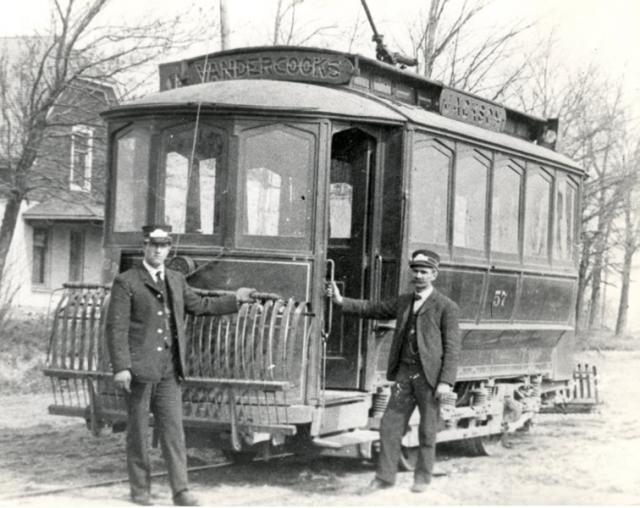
[105,265,238,383]
[341,288,461,387]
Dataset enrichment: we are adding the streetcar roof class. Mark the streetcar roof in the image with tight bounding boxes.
[383,98,583,172]
[117,79,407,123]
[107,79,583,172]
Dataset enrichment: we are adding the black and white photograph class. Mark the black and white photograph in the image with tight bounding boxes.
[1,0,639,505]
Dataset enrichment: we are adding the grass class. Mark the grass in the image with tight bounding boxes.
[0,311,51,394]
[576,329,640,352]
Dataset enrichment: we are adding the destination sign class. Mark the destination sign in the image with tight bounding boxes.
[439,88,506,132]
[162,51,356,88]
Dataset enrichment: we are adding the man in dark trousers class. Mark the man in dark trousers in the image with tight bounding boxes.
[106,225,254,506]
[326,249,461,494]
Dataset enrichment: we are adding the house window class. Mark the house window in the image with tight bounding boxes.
[32,228,49,285]
[70,125,93,191]
[69,231,85,282]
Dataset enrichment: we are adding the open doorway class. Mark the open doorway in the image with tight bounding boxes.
[325,127,377,389]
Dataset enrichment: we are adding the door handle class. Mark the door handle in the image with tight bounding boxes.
[373,253,382,299]
[324,258,336,338]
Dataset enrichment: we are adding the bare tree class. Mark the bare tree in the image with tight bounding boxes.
[0,0,212,286]
[512,35,635,331]
[271,0,337,46]
[614,141,640,335]
[404,0,533,101]
[220,0,230,50]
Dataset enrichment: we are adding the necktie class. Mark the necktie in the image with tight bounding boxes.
[155,271,163,284]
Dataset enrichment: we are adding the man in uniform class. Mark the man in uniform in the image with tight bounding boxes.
[106,225,255,506]
[326,249,461,494]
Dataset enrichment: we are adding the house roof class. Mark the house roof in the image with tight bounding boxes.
[23,197,104,222]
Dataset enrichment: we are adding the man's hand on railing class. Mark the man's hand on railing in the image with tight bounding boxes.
[325,280,343,305]
[114,369,132,393]
[235,287,257,304]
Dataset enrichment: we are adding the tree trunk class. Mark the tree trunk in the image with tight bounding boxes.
[422,0,440,79]
[273,0,283,45]
[219,0,230,50]
[615,248,632,336]
[0,194,23,284]
[588,252,603,329]
[575,239,590,333]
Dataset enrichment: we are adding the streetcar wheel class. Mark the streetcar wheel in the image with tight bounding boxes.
[398,446,418,471]
[466,434,505,456]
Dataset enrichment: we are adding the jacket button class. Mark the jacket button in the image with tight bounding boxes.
[158,311,163,316]
[157,346,163,352]
[157,328,163,333]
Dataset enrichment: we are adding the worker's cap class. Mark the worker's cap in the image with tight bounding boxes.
[409,249,440,270]
[142,224,172,245]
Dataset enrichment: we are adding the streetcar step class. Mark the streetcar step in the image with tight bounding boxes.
[312,429,379,449]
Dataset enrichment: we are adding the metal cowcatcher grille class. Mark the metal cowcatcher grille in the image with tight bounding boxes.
[181,298,311,447]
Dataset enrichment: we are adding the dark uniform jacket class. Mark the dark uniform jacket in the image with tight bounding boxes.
[341,288,461,387]
[105,265,238,383]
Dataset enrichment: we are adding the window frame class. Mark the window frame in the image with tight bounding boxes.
[236,121,318,252]
[69,125,93,192]
[451,142,491,259]
[110,122,153,240]
[31,227,50,287]
[489,154,525,264]
[156,120,230,246]
[68,230,86,282]
[523,163,554,263]
[552,171,579,263]
[408,134,454,251]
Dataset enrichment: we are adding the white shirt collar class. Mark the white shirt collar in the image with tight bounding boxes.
[142,259,164,281]
[415,286,434,301]
[413,286,433,311]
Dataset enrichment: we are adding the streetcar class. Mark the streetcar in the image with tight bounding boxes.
[44,44,586,465]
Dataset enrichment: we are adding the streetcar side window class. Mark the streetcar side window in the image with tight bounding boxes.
[161,123,223,235]
[491,156,523,254]
[453,145,490,251]
[239,124,315,250]
[524,165,552,258]
[410,135,452,247]
[553,174,577,261]
[114,127,150,232]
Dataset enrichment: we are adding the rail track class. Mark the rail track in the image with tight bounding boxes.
[0,453,294,502]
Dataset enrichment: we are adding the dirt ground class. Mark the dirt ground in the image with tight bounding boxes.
[1,350,640,506]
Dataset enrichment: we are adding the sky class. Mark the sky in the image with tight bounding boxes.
[2,0,640,329]
[1,0,638,94]
[2,0,639,79]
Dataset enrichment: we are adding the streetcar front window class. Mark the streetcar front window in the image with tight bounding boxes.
[239,124,315,250]
[114,126,151,232]
[161,123,224,235]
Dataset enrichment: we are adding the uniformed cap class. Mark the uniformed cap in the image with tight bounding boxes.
[142,224,172,244]
[409,249,440,270]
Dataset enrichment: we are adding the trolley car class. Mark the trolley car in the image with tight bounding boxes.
[44,45,585,463]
